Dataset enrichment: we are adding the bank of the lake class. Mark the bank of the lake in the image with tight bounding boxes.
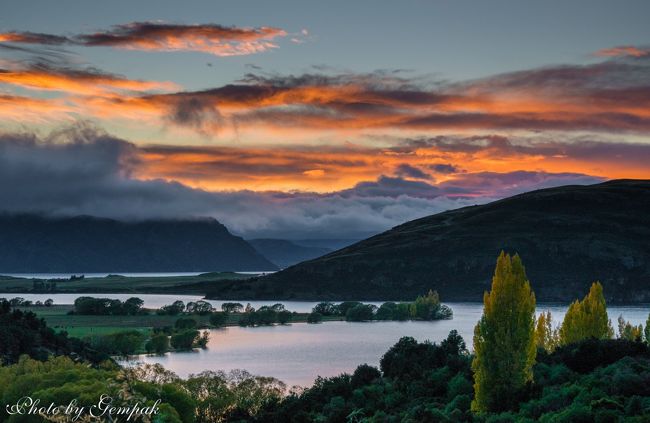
[121,302,650,387]
[0,272,254,294]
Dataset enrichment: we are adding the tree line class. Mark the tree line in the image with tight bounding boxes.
[309,291,454,323]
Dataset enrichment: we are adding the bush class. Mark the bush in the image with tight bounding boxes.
[209,312,229,327]
[145,333,170,354]
[92,330,146,356]
[170,329,199,350]
[255,306,278,325]
[307,312,323,323]
[194,331,210,349]
[186,300,213,315]
[277,310,292,324]
[221,302,243,313]
[351,364,381,388]
[345,304,375,321]
[376,302,397,320]
[158,301,185,315]
[175,317,197,330]
[337,301,362,316]
[312,302,339,316]
[544,338,650,373]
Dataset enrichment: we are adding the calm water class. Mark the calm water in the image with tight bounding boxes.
[117,301,650,387]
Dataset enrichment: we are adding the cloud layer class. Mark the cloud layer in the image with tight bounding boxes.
[0,126,607,238]
[4,54,648,137]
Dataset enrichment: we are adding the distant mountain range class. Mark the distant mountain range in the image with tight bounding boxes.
[248,239,332,269]
[207,180,650,303]
[0,215,277,273]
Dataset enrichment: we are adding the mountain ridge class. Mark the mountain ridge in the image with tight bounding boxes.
[206,179,650,302]
[0,214,278,272]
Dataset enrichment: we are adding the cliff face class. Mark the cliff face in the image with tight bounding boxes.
[207,180,650,302]
[0,215,277,272]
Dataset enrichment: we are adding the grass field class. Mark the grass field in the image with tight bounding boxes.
[0,272,250,294]
[62,326,151,339]
[21,305,345,336]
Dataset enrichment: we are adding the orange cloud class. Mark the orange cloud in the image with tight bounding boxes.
[0,31,69,45]
[0,64,179,95]
[133,136,650,193]
[78,58,650,135]
[0,94,72,121]
[595,46,650,58]
[3,48,650,153]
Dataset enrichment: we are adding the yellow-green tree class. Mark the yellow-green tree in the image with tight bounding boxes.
[472,252,537,413]
[409,289,440,320]
[645,313,650,346]
[535,310,559,352]
[617,315,643,341]
[559,282,613,345]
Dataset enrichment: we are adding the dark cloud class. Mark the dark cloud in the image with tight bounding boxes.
[438,171,604,197]
[0,127,606,239]
[341,176,441,198]
[400,111,650,132]
[428,163,461,174]
[0,22,288,56]
[394,163,433,180]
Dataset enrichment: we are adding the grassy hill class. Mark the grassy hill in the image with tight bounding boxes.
[206,180,650,302]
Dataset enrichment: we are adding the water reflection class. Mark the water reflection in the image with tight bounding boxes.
[124,303,649,387]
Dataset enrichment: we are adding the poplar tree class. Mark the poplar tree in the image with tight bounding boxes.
[617,315,643,341]
[559,282,613,345]
[472,252,537,413]
[645,313,650,346]
[535,310,558,352]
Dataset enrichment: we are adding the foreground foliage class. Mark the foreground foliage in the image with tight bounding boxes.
[0,299,107,365]
[250,334,650,423]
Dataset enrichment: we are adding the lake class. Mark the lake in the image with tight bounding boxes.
[115,300,650,387]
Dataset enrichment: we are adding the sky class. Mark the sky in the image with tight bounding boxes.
[0,0,649,239]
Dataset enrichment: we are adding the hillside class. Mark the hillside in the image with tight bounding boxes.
[248,239,332,268]
[0,215,277,273]
[206,180,650,302]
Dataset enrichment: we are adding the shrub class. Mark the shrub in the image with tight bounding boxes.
[345,304,375,321]
[170,330,199,350]
[209,312,229,327]
[92,330,146,356]
[312,302,339,316]
[351,364,381,388]
[277,310,292,324]
[307,312,323,323]
[376,302,397,320]
[145,334,170,354]
[174,317,197,330]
